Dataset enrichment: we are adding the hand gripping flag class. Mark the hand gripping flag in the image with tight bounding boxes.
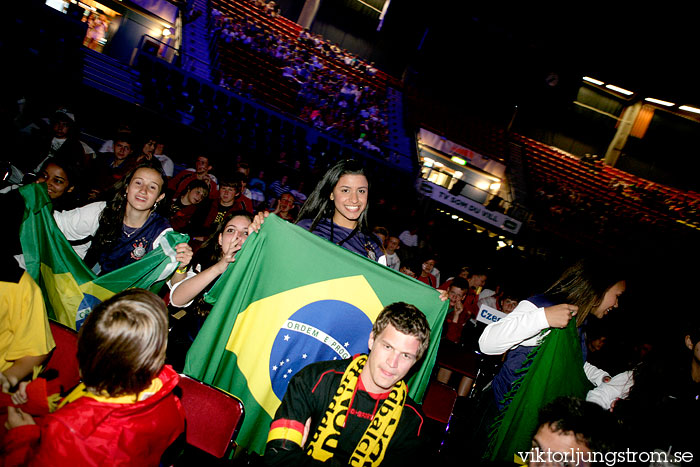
[18,183,186,330]
[184,215,449,455]
[485,319,594,462]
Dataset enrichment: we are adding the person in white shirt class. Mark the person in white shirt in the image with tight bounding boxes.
[479,258,626,409]
[378,235,401,271]
[154,142,174,177]
[398,226,418,248]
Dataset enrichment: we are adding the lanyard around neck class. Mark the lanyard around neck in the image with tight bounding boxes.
[329,219,359,247]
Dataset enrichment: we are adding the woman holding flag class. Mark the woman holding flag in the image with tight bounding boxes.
[473,257,627,462]
[165,211,252,369]
[168,210,252,309]
[250,159,382,260]
[295,158,383,260]
[53,162,192,275]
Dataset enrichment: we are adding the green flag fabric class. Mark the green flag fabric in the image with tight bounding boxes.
[184,215,449,456]
[486,319,594,462]
[18,183,186,330]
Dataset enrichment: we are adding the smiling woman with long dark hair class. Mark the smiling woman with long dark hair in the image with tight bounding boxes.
[294,158,382,260]
[248,159,383,260]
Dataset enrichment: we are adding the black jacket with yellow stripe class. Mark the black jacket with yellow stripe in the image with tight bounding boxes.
[264,357,426,466]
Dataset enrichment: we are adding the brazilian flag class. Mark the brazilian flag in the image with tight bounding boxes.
[18,183,186,330]
[184,215,449,455]
[485,320,594,462]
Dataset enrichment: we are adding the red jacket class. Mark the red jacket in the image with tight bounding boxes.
[203,196,253,228]
[417,273,437,288]
[1,365,185,467]
[168,170,219,201]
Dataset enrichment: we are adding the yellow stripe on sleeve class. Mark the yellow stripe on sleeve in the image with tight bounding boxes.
[267,426,304,446]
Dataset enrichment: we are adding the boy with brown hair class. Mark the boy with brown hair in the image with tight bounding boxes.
[2,289,185,466]
[168,178,210,233]
[168,154,219,201]
[194,175,252,241]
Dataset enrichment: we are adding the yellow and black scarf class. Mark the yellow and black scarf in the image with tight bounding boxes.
[306,354,407,466]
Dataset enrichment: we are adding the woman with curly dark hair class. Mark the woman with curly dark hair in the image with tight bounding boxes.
[53,163,192,275]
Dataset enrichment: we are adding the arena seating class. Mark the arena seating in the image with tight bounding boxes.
[208,0,393,98]
[130,0,700,246]
[514,133,699,234]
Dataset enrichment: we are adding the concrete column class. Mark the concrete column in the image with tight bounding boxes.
[297,0,321,30]
[604,101,642,167]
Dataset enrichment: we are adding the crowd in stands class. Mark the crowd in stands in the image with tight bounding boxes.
[530,171,698,249]
[580,151,700,224]
[209,1,390,155]
[521,138,700,250]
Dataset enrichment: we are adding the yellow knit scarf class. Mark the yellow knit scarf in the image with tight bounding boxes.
[57,377,163,409]
[306,355,407,466]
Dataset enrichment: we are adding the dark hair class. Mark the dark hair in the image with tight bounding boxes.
[141,133,160,145]
[196,154,213,167]
[373,225,388,238]
[39,156,80,189]
[232,171,248,184]
[544,257,626,326]
[372,302,431,360]
[466,268,489,279]
[401,258,422,276]
[183,178,210,195]
[219,176,243,191]
[296,159,370,232]
[420,251,437,264]
[38,156,83,210]
[78,288,168,396]
[194,210,254,269]
[449,276,470,292]
[112,131,134,149]
[537,396,617,453]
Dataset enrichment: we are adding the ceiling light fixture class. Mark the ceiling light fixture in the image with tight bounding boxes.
[644,97,675,107]
[582,76,604,85]
[679,105,700,114]
[605,84,634,95]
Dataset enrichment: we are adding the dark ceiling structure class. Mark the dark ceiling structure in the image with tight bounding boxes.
[387,3,697,110]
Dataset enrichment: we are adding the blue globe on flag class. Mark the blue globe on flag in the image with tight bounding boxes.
[269,299,373,399]
[76,293,103,330]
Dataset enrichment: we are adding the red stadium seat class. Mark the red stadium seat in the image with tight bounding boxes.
[176,374,245,459]
[44,320,81,394]
[422,381,458,425]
